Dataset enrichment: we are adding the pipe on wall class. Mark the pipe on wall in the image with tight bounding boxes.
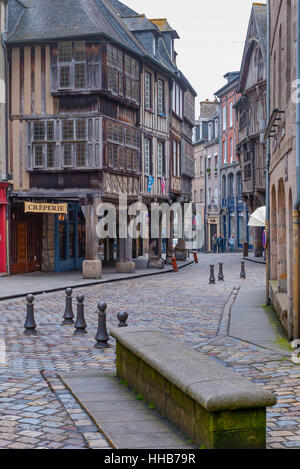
[265,0,271,306]
[293,0,300,339]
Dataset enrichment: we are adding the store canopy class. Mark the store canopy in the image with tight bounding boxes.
[248,206,266,227]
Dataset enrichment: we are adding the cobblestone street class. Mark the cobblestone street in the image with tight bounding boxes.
[0,253,298,449]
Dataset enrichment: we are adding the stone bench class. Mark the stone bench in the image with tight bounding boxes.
[110,326,277,449]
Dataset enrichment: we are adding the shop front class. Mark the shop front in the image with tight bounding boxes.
[0,183,8,274]
[10,200,86,274]
[54,202,86,272]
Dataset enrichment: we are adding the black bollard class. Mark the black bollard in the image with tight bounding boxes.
[95,303,110,349]
[240,261,246,279]
[218,262,224,281]
[118,311,128,328]
[63,288,74,325]
[209,265,216,284]
[74,294,87,334]
[24,294,37,334]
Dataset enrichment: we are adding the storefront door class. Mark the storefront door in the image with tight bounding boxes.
[0,205,6,273]
[10,204,43,275]
[54,203,86,272]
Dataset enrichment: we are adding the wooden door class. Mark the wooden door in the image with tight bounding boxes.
[10,205,42,275]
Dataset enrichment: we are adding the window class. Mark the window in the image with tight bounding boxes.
[32,121,56,169]
[172,140,181,177]
[29,118,101,170]
[58,42,86,90]
[144,138,152,176]
[229,138,233,163]
[62,120,87,167]
[244,151,252,180]
[145,72,152,110]
[223,106,227,131]
[172,82,183,119]
[223,141,227,165]
[106,119,141,172]
[200,189,204,203]
[158,80,165,115]
[229,103,233,128]
[125,54,139,102]
[157,141,166,177]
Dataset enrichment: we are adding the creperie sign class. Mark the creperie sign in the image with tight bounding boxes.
[24,202,68,214]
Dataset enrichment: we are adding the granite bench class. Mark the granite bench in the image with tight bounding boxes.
[110,326,277,449]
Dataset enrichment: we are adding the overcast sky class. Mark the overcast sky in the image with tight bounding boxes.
[124,0,266,116]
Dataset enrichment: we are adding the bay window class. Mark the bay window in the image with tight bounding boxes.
[105,119,141,173]
[28,118,101,170]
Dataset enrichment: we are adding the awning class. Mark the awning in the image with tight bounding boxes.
[248,206,266,227]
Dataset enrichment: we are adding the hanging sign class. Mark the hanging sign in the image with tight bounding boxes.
[24,202,68,214]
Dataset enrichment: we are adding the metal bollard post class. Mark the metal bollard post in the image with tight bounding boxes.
[218,262,224,281]
[95,303,110,349]
[74,294,87,334]
[118,311,128,328]
[240,261,246,279]
[209,265,216,284]
[63,288,74,325]
[24,294,37,334]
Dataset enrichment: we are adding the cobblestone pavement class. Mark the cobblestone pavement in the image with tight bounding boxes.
[0,253,298,449]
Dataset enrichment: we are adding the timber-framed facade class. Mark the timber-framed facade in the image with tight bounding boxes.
[4,0,196,274]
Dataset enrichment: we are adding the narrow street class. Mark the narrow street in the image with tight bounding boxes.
[0,254,298,449]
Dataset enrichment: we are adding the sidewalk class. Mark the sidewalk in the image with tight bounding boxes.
[229,285,290,355]
[0,256,193,301]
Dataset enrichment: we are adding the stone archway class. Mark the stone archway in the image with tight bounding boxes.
[278,179,287,292]
[288,189,294,337]
[270,185,278,281]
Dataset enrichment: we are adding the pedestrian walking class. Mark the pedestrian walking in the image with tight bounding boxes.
[217,235,223,253]
[211,234,218,253]
[229,234,235,253]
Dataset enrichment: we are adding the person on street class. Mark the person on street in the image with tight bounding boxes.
[229,234,235,253]
[211,234,218,253]
[217,235,223,253]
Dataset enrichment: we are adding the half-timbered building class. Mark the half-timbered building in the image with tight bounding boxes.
[5,0,195,274]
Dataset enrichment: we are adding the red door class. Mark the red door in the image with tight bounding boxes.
[0,206,6,273]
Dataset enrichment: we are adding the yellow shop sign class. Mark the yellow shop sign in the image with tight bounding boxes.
[24,202,68,214]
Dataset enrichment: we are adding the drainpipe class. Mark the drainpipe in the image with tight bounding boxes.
[293,0,300,339]
[265,0,271,306]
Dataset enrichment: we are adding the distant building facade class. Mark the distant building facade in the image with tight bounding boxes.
[215,72,249,252]
[0,0,8,274]
[235,4,267,257]
[193,100,219,252]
